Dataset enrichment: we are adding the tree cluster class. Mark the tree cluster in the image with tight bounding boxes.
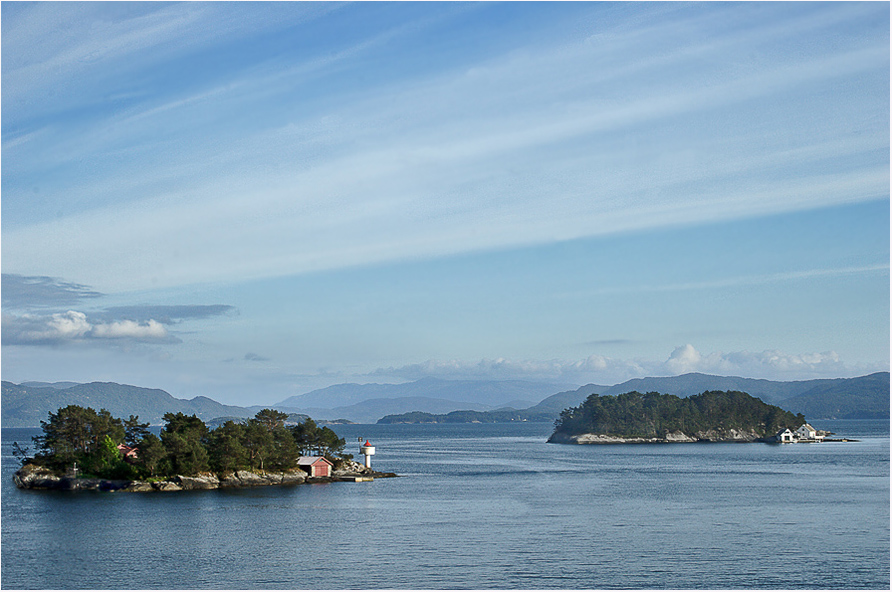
[23,405,347,480]
[553,390,806,439]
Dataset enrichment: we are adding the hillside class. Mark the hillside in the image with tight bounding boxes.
[774,372,891,419]
[275,377,574,409]
[1,381,254,427]
[297,396,499,425]
[378,384,607,424]
[378,373,889,424]
[603,373,807,404]
[3,372,887,427]
[600,372,888,418]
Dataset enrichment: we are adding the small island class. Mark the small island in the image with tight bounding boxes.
[549,390,815,444]
[13,405,393,492]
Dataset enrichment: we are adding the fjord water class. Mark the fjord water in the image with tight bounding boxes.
[2,420,888,589]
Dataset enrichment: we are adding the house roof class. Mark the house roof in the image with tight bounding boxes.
[297,456,333,466]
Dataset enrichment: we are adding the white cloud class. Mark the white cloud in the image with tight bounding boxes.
[2,311,172,345]
[42,311,92,341]
[664,344,703,374]
[90,319,168,340]
[370,345,883,386]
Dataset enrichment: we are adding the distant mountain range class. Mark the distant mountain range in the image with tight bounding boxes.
[2,372,888,428]
[2,381,257,428]
[379,372,890,423]
[274,377,575,410]
[0,377,573,427]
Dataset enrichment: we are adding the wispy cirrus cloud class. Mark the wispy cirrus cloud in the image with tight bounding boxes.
[3,3,886,293]
[2,2,340,125]
[558,264,891,299]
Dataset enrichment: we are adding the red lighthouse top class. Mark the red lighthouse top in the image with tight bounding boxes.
[363,441,371,446]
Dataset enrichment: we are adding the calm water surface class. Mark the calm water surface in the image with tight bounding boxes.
[2,420,888,589]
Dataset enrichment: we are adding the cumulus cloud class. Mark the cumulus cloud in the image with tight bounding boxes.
[369,345,882,386]
[371,354,648,385]
[90,319,169,340]
[1,274,238,348]
[2,310,176,345]
[669,345,851,378]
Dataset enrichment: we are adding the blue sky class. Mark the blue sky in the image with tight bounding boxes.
[2,2,889,406]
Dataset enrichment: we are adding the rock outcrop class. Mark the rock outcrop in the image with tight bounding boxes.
[13,462,394,492]
[548,428,763,444]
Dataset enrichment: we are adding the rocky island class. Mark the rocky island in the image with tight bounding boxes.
[13,405,394,492]
[548,390,808,444]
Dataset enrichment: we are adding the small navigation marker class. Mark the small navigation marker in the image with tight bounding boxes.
[360,440,376,469]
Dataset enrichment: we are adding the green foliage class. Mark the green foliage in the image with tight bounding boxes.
[290,418,346,458]
[253,409,289,430]
[31,405,349,479]
[268,425,300,470]
[161,413,210,475]
[135,433,166,477]
[32,405,126,471]
[552,390,806,439]
[206,421,248,473]
[82,434,139,479]
[124,415,151,446]
[241,419,275,471]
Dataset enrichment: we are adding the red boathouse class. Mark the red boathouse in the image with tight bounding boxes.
[297,456,334,477]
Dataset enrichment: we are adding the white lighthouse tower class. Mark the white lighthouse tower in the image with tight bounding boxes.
[360,440,376,468]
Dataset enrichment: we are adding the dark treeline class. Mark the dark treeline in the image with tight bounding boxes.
[18,406,347,480]
[553,390,806,439]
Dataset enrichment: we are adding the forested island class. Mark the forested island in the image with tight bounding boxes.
[13,405,392,492]
[549,390,808,444]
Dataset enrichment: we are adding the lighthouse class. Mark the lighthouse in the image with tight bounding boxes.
[359,440,376,468]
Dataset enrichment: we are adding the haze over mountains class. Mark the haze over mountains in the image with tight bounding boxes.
[2,373,888,428]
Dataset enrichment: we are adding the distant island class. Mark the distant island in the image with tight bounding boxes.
[13,405,392,492]
[548,390,809,444]
[378,409,555,424]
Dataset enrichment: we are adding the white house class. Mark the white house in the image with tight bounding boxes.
[795,424,822,441]
[774,428,795,443]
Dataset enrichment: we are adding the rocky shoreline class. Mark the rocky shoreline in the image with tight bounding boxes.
[13,459,396,492]
[548,428,768,444]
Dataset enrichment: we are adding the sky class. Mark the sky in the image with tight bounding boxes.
[2,1,889,407]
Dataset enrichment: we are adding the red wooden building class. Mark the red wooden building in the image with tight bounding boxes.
[298,456,334,477]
